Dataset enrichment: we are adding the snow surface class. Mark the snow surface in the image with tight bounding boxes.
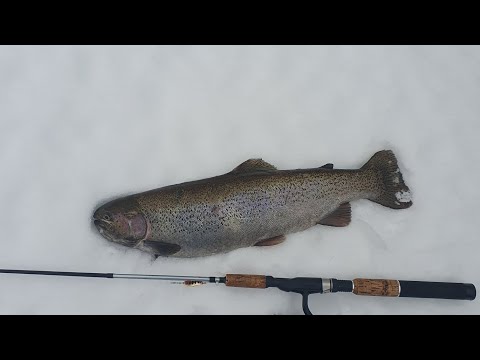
[0,45,479,314]
[395,190,412,203]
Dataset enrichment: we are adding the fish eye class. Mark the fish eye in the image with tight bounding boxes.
[103,214,111,221]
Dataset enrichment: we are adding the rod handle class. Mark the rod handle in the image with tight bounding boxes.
[353,278,476,300]
[353,279,400,296]
[225,274,266,288]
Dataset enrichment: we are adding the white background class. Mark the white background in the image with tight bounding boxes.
[0,45,478,314]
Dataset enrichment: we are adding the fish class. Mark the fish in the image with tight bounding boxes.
[93,150,412,258]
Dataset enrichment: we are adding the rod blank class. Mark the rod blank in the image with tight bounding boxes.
[0,269,214,283]
[0,269,113,278]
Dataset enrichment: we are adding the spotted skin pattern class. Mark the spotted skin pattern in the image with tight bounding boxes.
[94,150,412,258]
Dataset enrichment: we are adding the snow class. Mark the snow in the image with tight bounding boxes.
[395,190,412,203]
[0,45,479,314]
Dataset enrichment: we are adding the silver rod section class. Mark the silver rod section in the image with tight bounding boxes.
[113,274,212,282]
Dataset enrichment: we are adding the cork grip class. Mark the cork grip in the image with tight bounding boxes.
[353,278,400,297]
[225,274,267,288]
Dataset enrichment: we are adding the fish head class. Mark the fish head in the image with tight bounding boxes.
[93,198,148,247]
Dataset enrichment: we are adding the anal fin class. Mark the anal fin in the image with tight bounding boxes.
[254,235,286,246]
[318,203,351,227]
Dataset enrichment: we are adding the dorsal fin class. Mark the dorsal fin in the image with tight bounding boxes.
[230,158,277,173]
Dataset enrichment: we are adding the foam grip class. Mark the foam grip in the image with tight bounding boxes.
[399,281,476,300]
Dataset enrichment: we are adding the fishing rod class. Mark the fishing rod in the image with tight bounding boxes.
[0,268,475,314]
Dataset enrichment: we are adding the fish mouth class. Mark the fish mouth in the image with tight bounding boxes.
[93,219,116,241]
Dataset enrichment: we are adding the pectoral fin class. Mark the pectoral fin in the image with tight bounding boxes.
[254,235,286,246]
[143,240,181,256]
[318,203,351,227]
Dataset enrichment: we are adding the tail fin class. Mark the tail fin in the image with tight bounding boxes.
[362,150,413,209]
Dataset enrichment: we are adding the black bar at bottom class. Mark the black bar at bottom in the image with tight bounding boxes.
[399,281,476,300]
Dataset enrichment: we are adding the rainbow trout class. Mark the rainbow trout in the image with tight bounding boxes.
[93,150,412,258]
